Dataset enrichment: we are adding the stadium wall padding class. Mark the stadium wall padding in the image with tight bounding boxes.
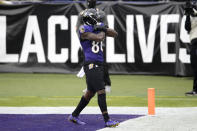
[0,2,193,76]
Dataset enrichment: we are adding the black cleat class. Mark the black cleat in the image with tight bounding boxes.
[185,91,197,96]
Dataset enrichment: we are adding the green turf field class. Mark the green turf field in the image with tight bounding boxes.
[0,73,196,107]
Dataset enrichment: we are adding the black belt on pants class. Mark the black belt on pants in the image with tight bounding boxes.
[83,61,104,70]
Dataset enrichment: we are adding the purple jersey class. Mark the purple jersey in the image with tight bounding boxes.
[79,24,104,62]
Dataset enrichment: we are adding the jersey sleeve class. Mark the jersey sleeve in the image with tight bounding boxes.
[78,25,93,39]
[79,25,92,34]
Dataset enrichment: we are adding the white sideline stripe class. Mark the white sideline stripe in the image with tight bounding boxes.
[0,107,148,114]
[0,107,197,115]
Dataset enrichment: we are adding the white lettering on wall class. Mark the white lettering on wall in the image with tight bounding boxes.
[0,16,19,63]
[160,14,179,63]
[136,15,159,63]
[48,16,68,63]
[20,16,45,63]
[106,15,126,63]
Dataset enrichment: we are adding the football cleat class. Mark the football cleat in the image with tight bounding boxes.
[105,120,119,127]
[185,91,197,96]
[68,115,86,125]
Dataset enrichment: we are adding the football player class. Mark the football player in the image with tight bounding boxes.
[185,1,197,96]
[76,0,111,94]
[68,8,119,127]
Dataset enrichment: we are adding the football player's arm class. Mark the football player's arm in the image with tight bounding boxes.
[106,28,118,37]
[94,25,117,37]
[81,32,105,42]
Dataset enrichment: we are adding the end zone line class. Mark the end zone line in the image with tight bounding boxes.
[0,107,147,115]
[0,107,197,115]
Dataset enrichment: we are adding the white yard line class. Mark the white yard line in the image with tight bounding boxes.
[0,107,196,115]
[0,107,147,114]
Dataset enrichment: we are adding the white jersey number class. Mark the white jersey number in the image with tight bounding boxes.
[91,41,103,53]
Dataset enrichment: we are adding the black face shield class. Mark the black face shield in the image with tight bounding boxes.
[87,0,96,8]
